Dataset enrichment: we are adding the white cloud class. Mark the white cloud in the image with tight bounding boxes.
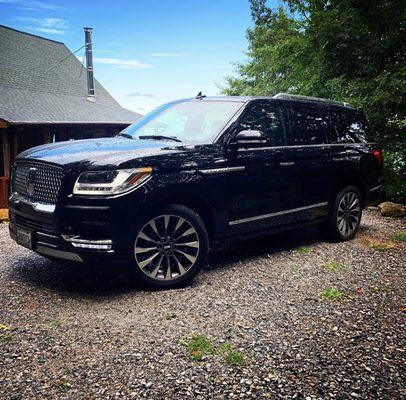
[0,0,61,10]
[126,92,156,98]
[16,16,68,34]
[94,57,152,69]
[151,53,188,57]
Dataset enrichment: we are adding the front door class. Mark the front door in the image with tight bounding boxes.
[225,101,297,235]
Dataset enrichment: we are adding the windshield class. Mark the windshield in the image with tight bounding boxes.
[120,100,243,143]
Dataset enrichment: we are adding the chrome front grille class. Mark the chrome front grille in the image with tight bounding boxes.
[13,162,64,204]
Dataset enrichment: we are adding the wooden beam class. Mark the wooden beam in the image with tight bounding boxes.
[13,129,18,159]
[1,128,10,177]
[42,126,52,143]
[0,120,8,129]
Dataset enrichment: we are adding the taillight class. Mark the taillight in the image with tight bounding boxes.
[372,149,383,165]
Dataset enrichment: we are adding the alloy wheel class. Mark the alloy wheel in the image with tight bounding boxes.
[134,214,200,281]
[336,191,361,237]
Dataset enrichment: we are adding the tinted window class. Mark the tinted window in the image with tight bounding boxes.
[237,103,284,146]
[328,110,373,143]
[286,106,328,145]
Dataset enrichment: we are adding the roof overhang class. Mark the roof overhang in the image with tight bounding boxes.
[0,119,8,128]
[5,121,133,125]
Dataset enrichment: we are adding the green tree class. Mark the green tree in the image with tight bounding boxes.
[223,0,406,202]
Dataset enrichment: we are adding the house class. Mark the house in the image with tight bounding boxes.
[0,24,141,208]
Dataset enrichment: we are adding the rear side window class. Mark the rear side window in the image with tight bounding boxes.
[237,103,285,146]
[285,106,328,145]
[328,110,373,143]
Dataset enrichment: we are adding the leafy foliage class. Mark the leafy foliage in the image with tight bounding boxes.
[222,0,406,202]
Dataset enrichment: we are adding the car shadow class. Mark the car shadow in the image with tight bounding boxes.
[7,225,323,298]
[206,225,323,270]
[8,254,138,298]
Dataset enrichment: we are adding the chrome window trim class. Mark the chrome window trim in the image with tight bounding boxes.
[237,143,365,152]
[229,202,328,226]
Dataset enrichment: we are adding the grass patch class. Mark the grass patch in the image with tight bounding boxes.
[56,380,72,390]
[297,246,310,254]
[320,288,344,301]
[180,335,247,366]
[369,243,392,252]
[219,343,246,366]
[43,319,60,328]
[323,261,345,272]
[392,231,406,242]
[0,333,13,344]
[0,324,13,331]
[180,335,215,361]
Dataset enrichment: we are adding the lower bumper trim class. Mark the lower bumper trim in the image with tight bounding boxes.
[36,245,83,262]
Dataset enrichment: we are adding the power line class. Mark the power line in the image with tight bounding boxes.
[44,44,86,74]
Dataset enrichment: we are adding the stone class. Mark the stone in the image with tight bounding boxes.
[378,202,406,218]
[0,208,9,221]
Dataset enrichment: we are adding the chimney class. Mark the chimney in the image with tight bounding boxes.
[84,27,95,101]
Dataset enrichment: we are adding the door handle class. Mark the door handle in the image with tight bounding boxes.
[279,161,295,166]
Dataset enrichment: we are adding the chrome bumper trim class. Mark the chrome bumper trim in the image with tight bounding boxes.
[36,246,83,262]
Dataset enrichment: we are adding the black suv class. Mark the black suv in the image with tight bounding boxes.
[9,94,383,288]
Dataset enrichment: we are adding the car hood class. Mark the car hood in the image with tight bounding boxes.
[16,137,221,172]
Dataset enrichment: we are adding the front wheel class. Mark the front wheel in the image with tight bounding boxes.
[321,185,362,241]
[130,204,209,289]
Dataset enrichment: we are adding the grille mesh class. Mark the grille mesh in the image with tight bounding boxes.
[14,162,63,204]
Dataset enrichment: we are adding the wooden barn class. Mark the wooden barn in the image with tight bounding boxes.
[0,25,141,208]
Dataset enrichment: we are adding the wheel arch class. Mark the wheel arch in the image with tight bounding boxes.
[334,175,367,208]
[148,189,218,240]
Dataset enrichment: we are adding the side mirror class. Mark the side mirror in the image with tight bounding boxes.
[229,130,267,149]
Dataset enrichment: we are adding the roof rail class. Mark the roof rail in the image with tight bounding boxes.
[272,93,354,109]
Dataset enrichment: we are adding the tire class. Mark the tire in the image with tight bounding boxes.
[321,185,363,241]
[129,204,209,289]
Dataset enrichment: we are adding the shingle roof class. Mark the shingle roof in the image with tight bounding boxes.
[0,25,141,124]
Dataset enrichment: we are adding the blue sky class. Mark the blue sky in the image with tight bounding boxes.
[0,0,279,113]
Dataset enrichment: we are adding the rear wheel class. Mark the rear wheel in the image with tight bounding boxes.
[321,185,362,241]
[130,204,209,289]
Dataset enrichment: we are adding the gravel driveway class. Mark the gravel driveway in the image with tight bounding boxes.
[0,210,405,399]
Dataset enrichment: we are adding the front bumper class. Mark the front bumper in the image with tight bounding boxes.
[8,193,133,264]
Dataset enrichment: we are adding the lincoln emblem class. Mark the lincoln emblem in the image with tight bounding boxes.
[27,167,37,195]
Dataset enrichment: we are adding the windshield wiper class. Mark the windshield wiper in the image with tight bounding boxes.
[118,133,133,139]
[139,135,182,143]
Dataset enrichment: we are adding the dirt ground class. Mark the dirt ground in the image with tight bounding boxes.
[0,209,405,399]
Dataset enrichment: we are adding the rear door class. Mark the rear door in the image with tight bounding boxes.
[327,108,380,194]
[281,103,331,220]
[225,101,297,234]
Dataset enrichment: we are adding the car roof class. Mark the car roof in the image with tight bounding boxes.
[181,93,355,110]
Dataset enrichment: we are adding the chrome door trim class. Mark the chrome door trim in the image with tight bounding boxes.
[199,166,245,175]
[229,202,329,226]
[236,143,363,152]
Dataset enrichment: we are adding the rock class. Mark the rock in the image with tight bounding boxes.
[378,202,406,217]
[0,208,9,221]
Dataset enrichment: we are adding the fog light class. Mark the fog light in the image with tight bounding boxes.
[62,235,113,251]
[71,243,112,250]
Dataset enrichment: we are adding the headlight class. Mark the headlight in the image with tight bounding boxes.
[73,167,152,196]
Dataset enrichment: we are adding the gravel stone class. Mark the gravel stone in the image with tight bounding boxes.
[0,210,405,399]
